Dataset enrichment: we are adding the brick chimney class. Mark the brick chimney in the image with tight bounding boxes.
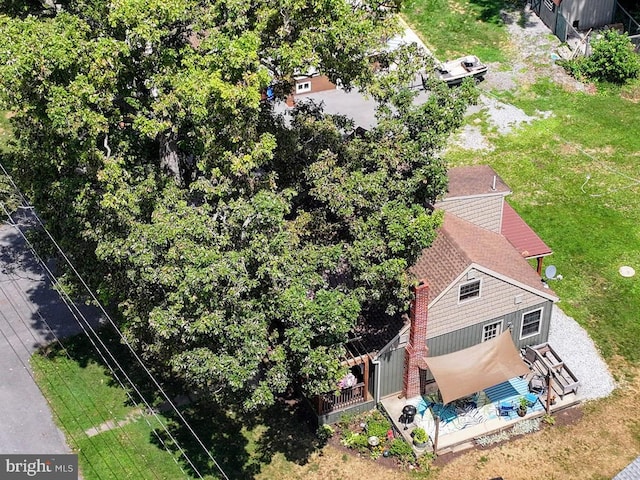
[402,281,429,398]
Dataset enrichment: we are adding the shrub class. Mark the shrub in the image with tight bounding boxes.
[388,438,414,462]
[341,431,370,451]
[365,411,391,439]
[316,424,334,445]
[587,30,640,83]
[562,29,640,83]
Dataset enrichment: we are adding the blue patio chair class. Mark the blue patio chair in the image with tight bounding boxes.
[497,401,516,417]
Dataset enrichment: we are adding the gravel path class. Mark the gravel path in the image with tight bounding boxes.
[451,4,587,150]
[548,306,616,401]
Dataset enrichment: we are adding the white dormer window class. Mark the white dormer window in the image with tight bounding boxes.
[296,81,311,94]
[459,279,481,302]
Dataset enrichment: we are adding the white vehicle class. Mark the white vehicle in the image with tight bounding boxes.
[435,55,488,86]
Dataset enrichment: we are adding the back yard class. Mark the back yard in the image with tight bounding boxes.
[21,0,640,478]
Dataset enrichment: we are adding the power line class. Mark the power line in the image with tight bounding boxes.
[0,205,206,480]
[0,262,166,480]
[0,323,105,479]
[0,162,230,480]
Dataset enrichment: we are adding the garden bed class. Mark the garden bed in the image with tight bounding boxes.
[321,409,435,473]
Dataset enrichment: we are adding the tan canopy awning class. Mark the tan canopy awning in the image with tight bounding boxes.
[424,331,530,404]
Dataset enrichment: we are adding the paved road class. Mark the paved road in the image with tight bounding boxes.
[0,210,101,455]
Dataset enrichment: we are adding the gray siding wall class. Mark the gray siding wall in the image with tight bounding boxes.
[428,269,549,338]
[427,300,552,356]
[376,346,406,399]
[435,196,504,232]
[560,0,615,29]
[379,301,553,396]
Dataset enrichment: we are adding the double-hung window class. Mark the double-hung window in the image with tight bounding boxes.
[520,308,542,338]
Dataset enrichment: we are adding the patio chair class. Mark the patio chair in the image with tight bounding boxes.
[497,401,516,418]
[524,393,538,407]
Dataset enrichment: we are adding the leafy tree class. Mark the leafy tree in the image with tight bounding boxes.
[0,1,476,409]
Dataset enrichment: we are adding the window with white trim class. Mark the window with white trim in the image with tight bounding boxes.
[520,308,542,338]
[296,81,311,94]
[483,320,502,342]
[459,279,481,302]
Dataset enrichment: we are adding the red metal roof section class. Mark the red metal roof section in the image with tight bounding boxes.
[501,202,553,259]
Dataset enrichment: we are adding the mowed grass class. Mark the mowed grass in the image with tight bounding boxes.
[31,332,324,480]
[446,79,640,362]
[401,0,511,61]
[31,336,201,480]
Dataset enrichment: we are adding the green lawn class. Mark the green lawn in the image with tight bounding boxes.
[31,333,321,480]
[31,336,204,480]
[401,0,511,61]
[446,80,640,363]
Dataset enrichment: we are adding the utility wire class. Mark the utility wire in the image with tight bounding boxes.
[1,205,204,480]
[0,220,188,480]
[0,161,231,480]
[0,324,105,480]
[0,265,164,480]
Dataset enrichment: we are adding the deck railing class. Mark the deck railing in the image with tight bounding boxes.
[317,382,366,415]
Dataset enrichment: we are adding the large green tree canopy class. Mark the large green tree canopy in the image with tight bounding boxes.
[0,0,476,409]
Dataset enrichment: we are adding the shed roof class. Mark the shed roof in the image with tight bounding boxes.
[501,202,553,259]
[442,165,511,199]
[410,212,556,303]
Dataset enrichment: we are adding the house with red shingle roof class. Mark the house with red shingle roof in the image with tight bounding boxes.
[314,165,558,424]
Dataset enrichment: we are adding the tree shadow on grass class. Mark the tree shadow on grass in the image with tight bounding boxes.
[151,395,321,479]
[468,0,521,24]
[249,396,320,467]
[151,399,257,480]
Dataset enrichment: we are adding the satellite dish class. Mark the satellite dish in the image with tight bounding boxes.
[545,265,557,279]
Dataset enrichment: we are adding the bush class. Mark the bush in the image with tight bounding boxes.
[316,424,334,445]
[341,431,370,451]
[562,29,640,83]
[388,438,414,462]
[365,411,391,439]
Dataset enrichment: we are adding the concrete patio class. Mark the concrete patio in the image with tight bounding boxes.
[381,375,580,455]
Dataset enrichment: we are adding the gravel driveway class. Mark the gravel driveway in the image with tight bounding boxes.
[451,4,587,151]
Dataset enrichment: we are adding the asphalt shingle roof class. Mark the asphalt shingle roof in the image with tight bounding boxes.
[443,165,510,198]
[410,212,555,302]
